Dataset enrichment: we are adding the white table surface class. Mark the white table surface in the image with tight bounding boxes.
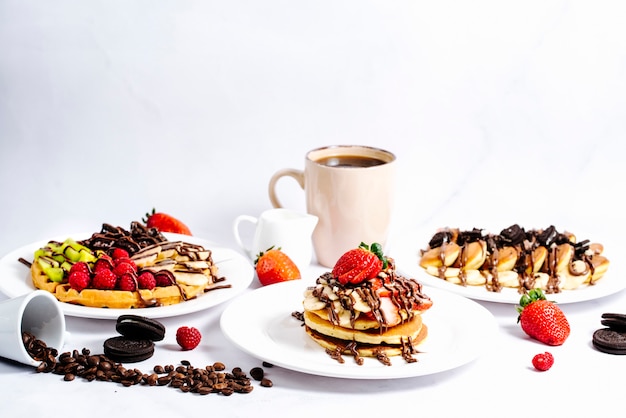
[1,1,625,416]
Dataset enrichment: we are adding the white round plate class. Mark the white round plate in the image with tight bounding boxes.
[0,233,254,319]
[220,280,497,379]
[391,245,626,305]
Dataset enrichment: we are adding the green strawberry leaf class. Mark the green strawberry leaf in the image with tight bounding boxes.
[142,208,156,224]
[369,242,388,270]
[517,288,552,321]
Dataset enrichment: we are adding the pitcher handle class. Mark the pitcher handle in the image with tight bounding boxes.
[232,215,258,257]
[268,168,305,208]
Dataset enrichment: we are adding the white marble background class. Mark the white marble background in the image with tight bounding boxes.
[1,2,626,417]
[2,0,624,259]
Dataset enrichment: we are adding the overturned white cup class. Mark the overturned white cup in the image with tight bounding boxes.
[0,290,66,367]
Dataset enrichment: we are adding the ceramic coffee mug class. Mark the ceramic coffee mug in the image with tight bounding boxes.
[0,290,66,367]
[268,145,396,267]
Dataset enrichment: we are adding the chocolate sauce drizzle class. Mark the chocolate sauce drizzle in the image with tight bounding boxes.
[79,222,166,256]
[424,224,601,294]
[311,268,430,332]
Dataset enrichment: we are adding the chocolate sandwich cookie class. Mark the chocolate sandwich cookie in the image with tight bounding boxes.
[600,313,626,332]
[104,336,155,363]
[116,315,165,341]
[592,328,626,355]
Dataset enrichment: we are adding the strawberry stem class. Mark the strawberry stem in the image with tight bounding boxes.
[517,288,550,321]
[142,208,156,224]
[520,288,547,307]
[364,242,388,270]
[254,245,278,265]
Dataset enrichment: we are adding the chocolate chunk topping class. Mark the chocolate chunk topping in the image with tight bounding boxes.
[456,228,483,246]
[499,224,526,246]
[428,230,453,249]
[80,222,167,256]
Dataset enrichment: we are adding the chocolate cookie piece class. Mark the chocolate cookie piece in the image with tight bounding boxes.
[104,336,155,363]
[592,328,626,355]
[600,313,626,332]
[116,315,165,341]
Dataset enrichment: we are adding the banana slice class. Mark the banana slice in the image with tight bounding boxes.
[560,259,591,290]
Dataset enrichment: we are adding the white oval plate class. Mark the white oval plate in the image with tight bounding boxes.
[220,280,497,379]
[0,233,254,319]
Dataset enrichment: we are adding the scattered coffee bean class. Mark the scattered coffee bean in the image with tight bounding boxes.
[250,367,264,381]
[262,361,274,368]
[22,332,271,395]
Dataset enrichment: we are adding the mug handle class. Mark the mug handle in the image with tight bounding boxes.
[268,168,305,208]
[232,215,258,257]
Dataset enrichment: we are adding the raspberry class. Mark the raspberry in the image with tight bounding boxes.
[117,273,137,291]
[532,352,554,371]
[93,257,113,273]
[69,261,90,276]
[113,262,137,277]
[176,326,202,350]
[111,248,129,260]
[68,270,90,291]
[137,271,156,290]
[91,269,117,290]
[155,271,175,287]
[113,257,136,269]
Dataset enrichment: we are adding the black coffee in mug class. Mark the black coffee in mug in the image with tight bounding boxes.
[314,155,387,168]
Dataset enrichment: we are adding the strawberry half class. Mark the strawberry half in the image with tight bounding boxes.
[517,288,570,346]
[143,208,192,235]
[332,242,387,285]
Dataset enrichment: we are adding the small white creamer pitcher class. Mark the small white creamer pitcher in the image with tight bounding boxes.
[233,208,318,270]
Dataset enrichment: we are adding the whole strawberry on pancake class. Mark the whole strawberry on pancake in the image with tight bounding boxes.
[302,243,433,365]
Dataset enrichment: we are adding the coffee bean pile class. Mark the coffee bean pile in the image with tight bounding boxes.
[23,331,58,367]
[23,332,273,395]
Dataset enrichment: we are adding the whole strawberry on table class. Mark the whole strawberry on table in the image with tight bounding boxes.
[517,288,570,346]
[255,246,301,286]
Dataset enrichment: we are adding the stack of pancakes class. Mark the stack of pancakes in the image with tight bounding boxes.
[302,260,432,363]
